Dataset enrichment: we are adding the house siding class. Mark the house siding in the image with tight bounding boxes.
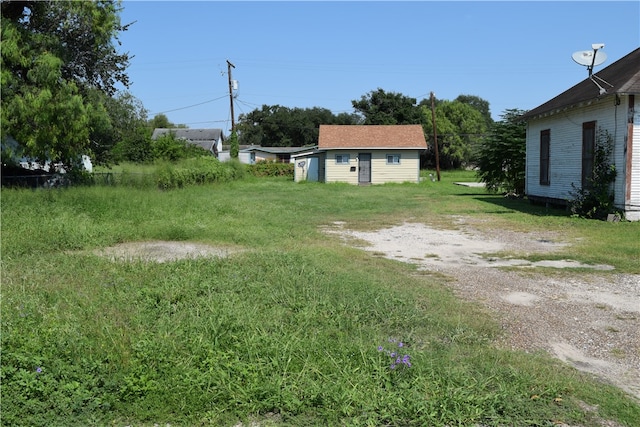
[526,96,630,213]
[323,150,420,184]
[629,103,640,220]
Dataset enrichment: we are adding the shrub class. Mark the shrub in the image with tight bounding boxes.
[568,128,620,220]
[154,156,245,189]
[153,133,209,162]
[246,160,294,178]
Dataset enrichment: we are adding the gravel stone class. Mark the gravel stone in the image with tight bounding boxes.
[324,218,640,401]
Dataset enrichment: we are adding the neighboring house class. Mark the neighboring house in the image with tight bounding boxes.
[151,128,225,157]
[2,135,92,173]
[293,125,427,184]
[243,146,315,164]
[522,47,640,221]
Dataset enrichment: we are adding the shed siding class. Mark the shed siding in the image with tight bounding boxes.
[324,150,420,184]
[526,96,629,211]
[370,151,420,184]
[325,150,360,184]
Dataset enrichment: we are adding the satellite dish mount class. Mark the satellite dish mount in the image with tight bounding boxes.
[571,43,612,95]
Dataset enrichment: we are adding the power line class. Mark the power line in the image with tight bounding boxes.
[150,94,228,116]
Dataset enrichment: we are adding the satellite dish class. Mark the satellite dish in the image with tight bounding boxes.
[572,50,607,67]
[571,43,613,95]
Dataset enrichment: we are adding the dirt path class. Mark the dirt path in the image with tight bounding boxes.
[324,218,640,401]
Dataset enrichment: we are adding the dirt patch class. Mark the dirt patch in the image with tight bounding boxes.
[324,219,640,401]
[93,240,242,263]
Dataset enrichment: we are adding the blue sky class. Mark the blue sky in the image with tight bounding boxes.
[117,1,639,131]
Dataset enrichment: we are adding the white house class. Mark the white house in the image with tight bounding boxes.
[522,48,640,221]
[242,146,314,164]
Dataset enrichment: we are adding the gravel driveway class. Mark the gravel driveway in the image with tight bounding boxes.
[324,217,640,401]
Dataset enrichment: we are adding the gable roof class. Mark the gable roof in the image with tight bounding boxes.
[151,128,225,152]
[318,125,427,149]
[242,146,317,155]
[522,47,640,120]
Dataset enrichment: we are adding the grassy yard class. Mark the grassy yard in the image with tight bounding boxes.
[2,170,639,426]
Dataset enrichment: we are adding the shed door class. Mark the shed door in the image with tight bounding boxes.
[358,153,371,184]
[307,157,319,182]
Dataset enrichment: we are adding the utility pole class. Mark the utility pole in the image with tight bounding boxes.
[430,92,441,182]
[227,59,236,132]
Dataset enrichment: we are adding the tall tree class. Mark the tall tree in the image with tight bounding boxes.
[1,0,131,170]
[455,94,493,129]
[352,89,422,125]
[106,91,151,163]
[421,99,488,169]
[475,109,527,195]
[149,114,174,130]
[236,105,360,147]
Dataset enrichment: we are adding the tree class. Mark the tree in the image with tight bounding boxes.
[455,94,493,129]
[106,91,152,163]
[229,130,239,159]
[1,0,131,171]
[475,109,527,195]
[148,113,184,130]
[421,99,488,169]
[236,105,361,147]
[352,89,422,125]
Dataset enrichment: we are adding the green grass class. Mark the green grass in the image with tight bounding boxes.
[2,170,639,426]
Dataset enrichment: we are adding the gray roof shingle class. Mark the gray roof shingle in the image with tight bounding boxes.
[151,128,225,152]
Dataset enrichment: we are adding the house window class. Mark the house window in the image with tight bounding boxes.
[539,130,550,185]
[582,121,596,189]
[386,154,401,165]
[335,154,350,164]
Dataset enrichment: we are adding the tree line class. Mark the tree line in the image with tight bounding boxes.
[1,1,526,194]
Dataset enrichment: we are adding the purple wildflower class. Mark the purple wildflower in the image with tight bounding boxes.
[377,346,384,352]
[36,367,42,374]
[402,355,411,367]
[398,342,404,348]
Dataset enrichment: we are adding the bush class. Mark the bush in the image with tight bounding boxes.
[568,128,620,220]
[154,156,246,189]
[153,133,209,161]
[246,160,294,178]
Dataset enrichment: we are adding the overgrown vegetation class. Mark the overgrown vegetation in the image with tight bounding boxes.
[246,160,294,178]
[475,109,527,196]
[569,128,620,220]
[2,172,639,426]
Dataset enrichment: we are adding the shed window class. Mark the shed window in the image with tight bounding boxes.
[386,154,401,165]
[582,121,596,189]
[539,130,550,185]
[335,154,350,164]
